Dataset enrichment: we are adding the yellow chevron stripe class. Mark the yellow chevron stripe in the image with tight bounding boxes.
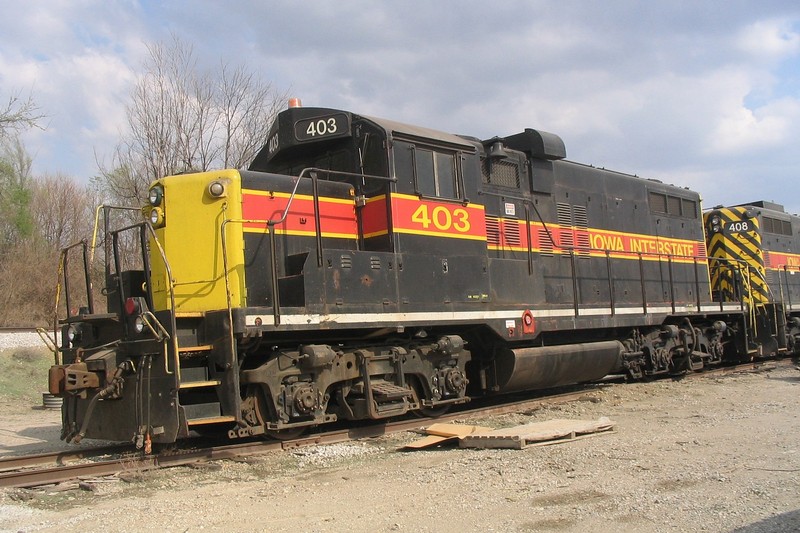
[704,207,768,304]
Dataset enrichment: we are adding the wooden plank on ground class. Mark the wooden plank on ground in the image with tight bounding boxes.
[403,423,493,449]
[459,417,616,450]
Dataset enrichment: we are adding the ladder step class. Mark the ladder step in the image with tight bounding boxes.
[187,416,236,426]
[183,402,221,420]
[179,380,221,389]
[371,380,413,401]
[178,344,213,353]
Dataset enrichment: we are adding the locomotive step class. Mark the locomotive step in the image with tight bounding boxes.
[178,344,213,354]
[179,380,221,389]
[186,415,236,426]
[174,312,205,318]
[183,401,226,422]
[370,380,413,401]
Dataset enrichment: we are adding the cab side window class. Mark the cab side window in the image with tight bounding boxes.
[413,148,458,199]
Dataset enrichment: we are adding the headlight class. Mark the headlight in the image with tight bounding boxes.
[66,325,77,342]
[149,185,164,206]
[149,208,165,227]
[134,316,145,334]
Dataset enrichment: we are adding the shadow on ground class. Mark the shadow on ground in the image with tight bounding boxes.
[730,509,800,533]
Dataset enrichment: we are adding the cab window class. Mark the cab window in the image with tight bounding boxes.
[413,148,459,199]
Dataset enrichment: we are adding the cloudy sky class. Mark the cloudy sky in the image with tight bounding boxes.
[2,1,800,213]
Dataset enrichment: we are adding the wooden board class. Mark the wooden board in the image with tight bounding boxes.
[459,417,616,450]
[403,423,493,449]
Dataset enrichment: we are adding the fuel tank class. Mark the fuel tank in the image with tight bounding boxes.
[494,341,624,393]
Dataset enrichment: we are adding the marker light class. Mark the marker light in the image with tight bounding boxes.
[124,297,139,316]
[208,180,226,197]
[708,214,721,233]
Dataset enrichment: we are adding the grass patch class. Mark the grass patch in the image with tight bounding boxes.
[0,346,54,404]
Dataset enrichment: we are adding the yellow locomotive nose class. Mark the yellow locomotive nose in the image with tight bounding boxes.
[148,170,245,314]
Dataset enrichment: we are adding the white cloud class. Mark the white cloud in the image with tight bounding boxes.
[710,97,800,154]
[738,18,800,59]
[1,0,799,213]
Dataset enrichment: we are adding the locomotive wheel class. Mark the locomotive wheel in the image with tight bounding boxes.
[417,404,451,418]
[410,378,451,418]
[247,385,308,441]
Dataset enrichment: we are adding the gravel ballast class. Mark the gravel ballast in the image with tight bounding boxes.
[0,332,59,351]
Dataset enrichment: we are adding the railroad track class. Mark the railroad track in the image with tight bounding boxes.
[0,359,784,490]
[0,386,604,489]
[0,327,39,334]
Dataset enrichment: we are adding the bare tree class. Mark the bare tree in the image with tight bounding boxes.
[31,173,101,250]
[100,36,288,206]
[0,174,103,326]
[0,93,44,136]
[218,63,286,169]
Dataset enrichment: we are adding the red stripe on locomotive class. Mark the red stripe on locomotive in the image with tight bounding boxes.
[389,194,487,240]
[765,250,800,269]
[361,195,390,237]
[241,192,358,238]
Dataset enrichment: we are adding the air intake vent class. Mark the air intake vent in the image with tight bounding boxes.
[486,215,521,248]
[573,205,590,255]
[538,228,555,255]
[486,216,501,246]
[557,203,574,249]
[504,218,521,247]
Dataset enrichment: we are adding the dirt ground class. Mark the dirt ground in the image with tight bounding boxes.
[1,363,799,533]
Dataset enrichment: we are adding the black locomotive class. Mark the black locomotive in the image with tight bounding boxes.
[47,102,792,448]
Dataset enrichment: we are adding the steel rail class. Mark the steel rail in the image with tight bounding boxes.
[0,327,38,334]
[0,444,133,472]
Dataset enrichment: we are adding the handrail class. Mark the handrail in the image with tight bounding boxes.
[109,220,179,378]
[638,252,647,314]
[221,217,279,325]
[49,205,148,365]
[141,221,179,378]
[481,188,715,315]
[704,256,780,354]
[477,188,759,317]
[537,240,762,317]
[533,216,774,316]
[57,240,95,319]
[49,240,94,363]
